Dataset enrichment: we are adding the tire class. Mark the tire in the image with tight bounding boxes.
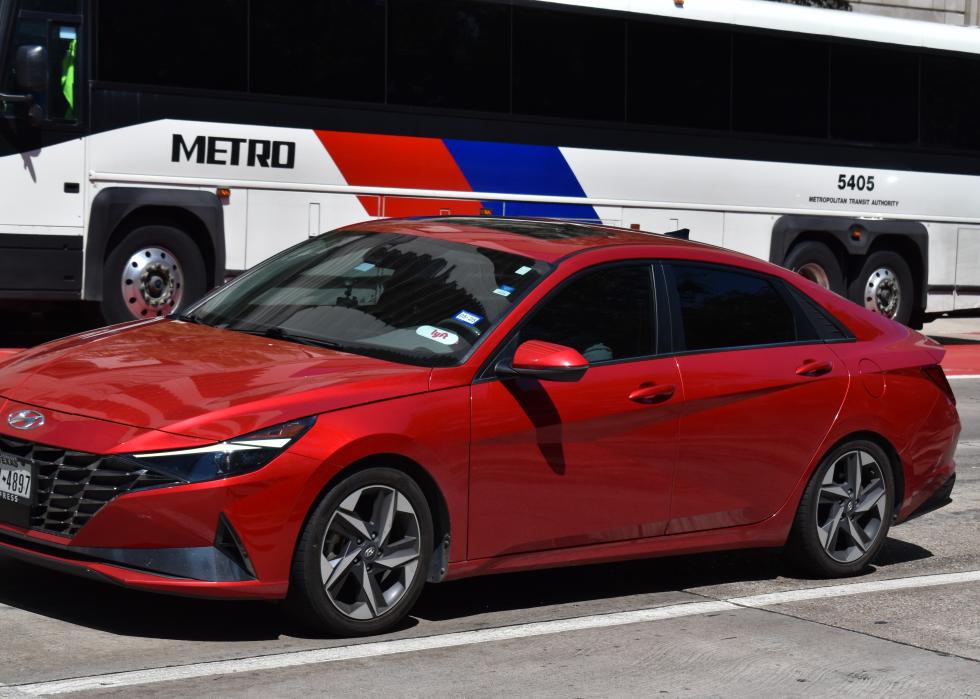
[848,250,914,326]
[784,241,845,295]
[786,440,895,578]
[285,467,434,636]
[100,225,208,324]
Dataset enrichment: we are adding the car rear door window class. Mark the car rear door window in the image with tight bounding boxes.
[666,263,815,352]
[519,265,655,363]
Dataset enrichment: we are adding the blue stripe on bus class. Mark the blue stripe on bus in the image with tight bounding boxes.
[443,139,599,220]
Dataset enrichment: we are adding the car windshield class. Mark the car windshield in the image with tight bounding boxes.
[184,229,551,366]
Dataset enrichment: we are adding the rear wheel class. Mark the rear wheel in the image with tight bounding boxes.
[784,241,845,295]
[849,251,914,325]
[285,468,433,636]
[100,225,207,324]
[787,440,894,577]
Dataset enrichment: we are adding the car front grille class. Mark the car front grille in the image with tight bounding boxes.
[0,434,182,537]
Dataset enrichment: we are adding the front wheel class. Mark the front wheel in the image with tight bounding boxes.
[787,440,895,578]
[285,468,433,636]
[100,225,208,324]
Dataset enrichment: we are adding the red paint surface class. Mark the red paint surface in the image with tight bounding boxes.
[938,343,980,376]
[0,219,961,598]
[315,131,482,217]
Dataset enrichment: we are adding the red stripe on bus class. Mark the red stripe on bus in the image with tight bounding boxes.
[314,130,483,217]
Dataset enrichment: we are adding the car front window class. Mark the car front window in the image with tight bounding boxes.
[186,230,551,366]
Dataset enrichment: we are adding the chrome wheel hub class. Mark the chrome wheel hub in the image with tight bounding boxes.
[796,262,831,290]
[321,485,421,621]
[816,450,888,563]
[121,246,184,318]
[864,267,900,319]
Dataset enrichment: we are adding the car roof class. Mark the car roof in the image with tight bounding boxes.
[341,216,711,264]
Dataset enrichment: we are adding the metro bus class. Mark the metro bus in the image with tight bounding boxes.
[2,0,979,326]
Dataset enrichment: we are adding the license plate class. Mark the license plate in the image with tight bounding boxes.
[0,454,33,528]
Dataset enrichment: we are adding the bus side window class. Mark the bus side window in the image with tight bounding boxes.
[49,24,78,121]
[1,17,78,122]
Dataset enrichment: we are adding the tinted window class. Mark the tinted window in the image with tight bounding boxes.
[669,264,812,351]
[20,0,79,12]
[388,0,509,112]
[251,0,384,103]
[189,231,549,367]
[733,33,828,138]
[922,54,980,151]
[2,15,78,121]
[97,0,247,91]
[628,21,731,130]
[513,7,625,121]
[521,266,654,363]
[831,44,917,144]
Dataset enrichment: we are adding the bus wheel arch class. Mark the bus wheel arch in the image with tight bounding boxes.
[782,235,847,294]
[86,188,226,323]
[848,237,923,327]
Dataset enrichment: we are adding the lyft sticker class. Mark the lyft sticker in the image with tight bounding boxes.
[417,325,459,346]
[454,310,483,326]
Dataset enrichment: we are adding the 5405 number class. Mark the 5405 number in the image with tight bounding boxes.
[837,174,875,191]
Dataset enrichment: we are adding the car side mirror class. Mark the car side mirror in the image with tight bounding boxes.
[495,340,589,383]
[15,45,48,94]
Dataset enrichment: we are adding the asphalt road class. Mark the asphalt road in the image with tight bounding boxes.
[0,316,978,696]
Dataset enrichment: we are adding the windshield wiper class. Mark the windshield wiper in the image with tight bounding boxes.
[226,324,346,352]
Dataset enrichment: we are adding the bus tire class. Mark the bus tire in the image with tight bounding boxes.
[100,225,207,324]
[849,251,914,326]
[784,241,844,295]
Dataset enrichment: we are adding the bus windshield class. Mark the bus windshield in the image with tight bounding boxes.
[185,230,551,367]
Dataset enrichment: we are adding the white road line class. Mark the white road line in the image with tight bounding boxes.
[947,374,980,380]
[729,570,980,608]
[12,569,980,696]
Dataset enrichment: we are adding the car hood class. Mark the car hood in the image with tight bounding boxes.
[0,319,431,442]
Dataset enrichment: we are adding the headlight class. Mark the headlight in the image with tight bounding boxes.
[128,417,316,483]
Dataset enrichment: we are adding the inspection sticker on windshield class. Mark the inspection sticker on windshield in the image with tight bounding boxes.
[454,311,483,326]
[493,285,515,297]
[354,262,375,272]
[417,325,459,346]
[515,266,532,276]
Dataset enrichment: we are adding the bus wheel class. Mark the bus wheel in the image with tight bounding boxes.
[784,241,844,294]
[849,251,913,326]
[100,225,207,324]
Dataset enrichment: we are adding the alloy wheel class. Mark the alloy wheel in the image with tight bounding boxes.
[320,485,422,620]
[816,450,888,563]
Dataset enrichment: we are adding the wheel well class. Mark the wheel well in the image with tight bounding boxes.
[312,454,453,582]
[105,206,217,287]
[783,232,848,272]
[827,431,905,516]
[862,235,925,325]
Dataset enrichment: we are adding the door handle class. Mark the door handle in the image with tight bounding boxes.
[628,383,676,404]
[796,359,833,377]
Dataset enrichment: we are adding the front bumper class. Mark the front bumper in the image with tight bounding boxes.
[0,421,324,599]
[0,526,286,599]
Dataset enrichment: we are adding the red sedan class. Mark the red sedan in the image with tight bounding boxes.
[0,217,959,636]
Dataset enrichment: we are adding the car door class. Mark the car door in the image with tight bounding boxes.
[662,262,850,535]
[468,263,682,560]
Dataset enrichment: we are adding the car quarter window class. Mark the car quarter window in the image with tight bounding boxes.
[666,263,818,352]
[519,265,655,363]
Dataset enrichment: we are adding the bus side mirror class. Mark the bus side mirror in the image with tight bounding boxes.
[15,45,48,94]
